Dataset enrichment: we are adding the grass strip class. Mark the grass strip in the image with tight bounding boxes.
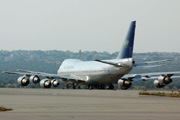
[0,106,12,111]
[139,92,180,98]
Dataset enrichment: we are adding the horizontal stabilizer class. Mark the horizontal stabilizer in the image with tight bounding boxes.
[133,64,165,70]
[95,59,122,67]
[135,59,170,66]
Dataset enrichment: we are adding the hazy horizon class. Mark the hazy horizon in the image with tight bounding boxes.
[1,49,180,54]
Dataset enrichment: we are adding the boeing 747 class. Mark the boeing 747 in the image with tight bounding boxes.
[3,21,180,89]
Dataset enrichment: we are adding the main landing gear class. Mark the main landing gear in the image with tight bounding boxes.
[87,84,115,90]
[66,82,80,89]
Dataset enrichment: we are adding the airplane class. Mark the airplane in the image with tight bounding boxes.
[3,21,180,90]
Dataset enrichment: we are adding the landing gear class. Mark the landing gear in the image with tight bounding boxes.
[87,85,107,89]
[65,83,115,90]
[73,83,75,89]
[98,85,106,89]
[66,82,80,89]
[66,84,69,89]
[88,85,92,90]
[108,84,115,90]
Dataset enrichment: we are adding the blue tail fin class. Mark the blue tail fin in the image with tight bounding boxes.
[117,21,136,59]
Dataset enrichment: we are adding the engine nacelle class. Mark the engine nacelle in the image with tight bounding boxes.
[40,79,51,88]
[118,79,132,90]
[154,76,172,88]
[154,80,165,88]
[29,75,40,84]
[17,76,30,86]
[51,79,60,87]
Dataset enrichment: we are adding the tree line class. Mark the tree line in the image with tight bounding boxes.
[0,50,180,89]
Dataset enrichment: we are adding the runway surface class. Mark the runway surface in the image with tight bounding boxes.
[0,88,180,120]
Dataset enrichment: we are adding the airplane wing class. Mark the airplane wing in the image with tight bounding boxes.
[123,71,180,81]
[118,72,180,90]
[3,69,88,89]
[137,71,180,77]
[141,76,180,80]
[3,71,60,79]
[3,70,84,82]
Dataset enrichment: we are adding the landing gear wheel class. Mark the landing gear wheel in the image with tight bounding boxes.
[88,85,92,90]
[73,83,76,89]
[108,84,114,90]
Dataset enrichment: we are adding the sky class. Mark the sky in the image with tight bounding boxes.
[0,0,180,53]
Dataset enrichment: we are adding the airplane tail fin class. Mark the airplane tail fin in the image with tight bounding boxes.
[117,21,136,59]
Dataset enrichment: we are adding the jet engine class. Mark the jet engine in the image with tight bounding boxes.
[40,79,51,88]
[29,75,40,84]
[17,76,30,86]
[154,75,172,88]
[118,79,132,90]
[51,79,60,87]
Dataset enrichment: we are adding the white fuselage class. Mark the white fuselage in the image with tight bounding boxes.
[57,58,134,86]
